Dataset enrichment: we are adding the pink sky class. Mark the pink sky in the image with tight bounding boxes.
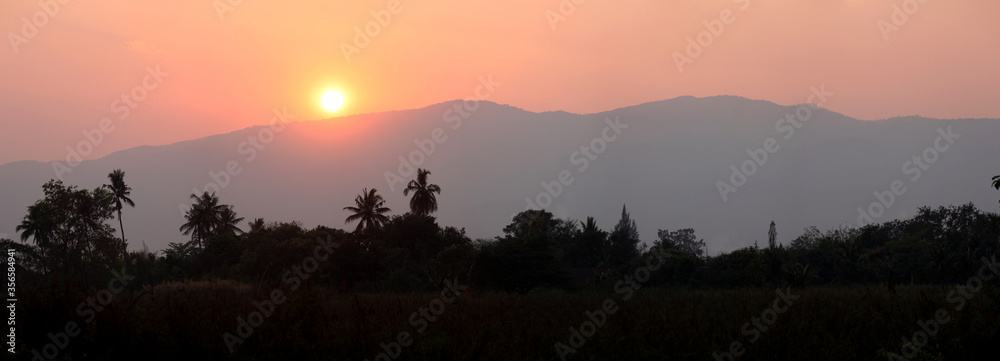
[1,0,998,165]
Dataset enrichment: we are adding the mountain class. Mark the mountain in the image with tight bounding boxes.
[2,96,998,254]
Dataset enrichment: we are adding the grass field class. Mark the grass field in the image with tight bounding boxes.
[17,281,1000,361]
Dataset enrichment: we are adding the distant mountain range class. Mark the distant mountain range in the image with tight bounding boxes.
[2,96,998,254]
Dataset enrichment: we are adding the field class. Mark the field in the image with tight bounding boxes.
[15,281,1000,361]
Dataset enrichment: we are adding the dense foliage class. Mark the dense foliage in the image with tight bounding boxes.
[4,168,1000,360]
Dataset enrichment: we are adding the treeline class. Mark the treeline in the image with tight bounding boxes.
[4,169,1000,297]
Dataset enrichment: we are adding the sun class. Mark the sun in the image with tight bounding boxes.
[321,90,345,111]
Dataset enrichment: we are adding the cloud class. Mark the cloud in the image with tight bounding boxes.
[124,40,170,56]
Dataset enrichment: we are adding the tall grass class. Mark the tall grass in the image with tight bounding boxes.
[14,283,1000,360]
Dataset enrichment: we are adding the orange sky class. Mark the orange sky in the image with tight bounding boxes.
[1,0,998,165]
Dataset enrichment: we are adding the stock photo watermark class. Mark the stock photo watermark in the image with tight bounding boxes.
[224,236,339,353]
[672,0,751,73]
[512,116,627,219]
[712,288,800,360]
[716,84,833,202]
[5,249,15,354]
[555,249,668,360]
[178,107,296,216]
[851,126,959,228]
[883,255,998,360]
[383,74,501,192]
[362,278,467,361]
[213,0,248,21]
[340,0,414,63]
[51,65,169,180]
[877,0,929,41]
[6,0,73,54]
[545,0,591,31]
[28,269,134,360]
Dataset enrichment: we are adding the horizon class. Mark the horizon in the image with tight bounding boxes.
[2,93,997,256]
[3,0,999,165]
[5,1,1000,360]
[4,94,995,167]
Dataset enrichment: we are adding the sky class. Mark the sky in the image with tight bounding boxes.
[1,0,998,166]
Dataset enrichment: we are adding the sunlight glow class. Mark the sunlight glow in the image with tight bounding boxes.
[321,90,345,111]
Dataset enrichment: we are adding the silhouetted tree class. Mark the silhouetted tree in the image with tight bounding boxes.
[607,205,641,266]
[704,246,764,286]
[249,218,267,232]
[427,236,476,285]
[502,210,574,240]
[472,210,575,292]
[768,221,777,249]
[381,212,441,262]
[16,180,120,273]
[404,168,442,215]
[216,206,245,237]
[993,175,1000,203]
[581,217,600,234]
[344,188,392,234]
[474,234,569,293]
[760,244,788,286]
[567,217,608,267]
[104,169,135,257]
[655,228,705,257]
[180,192,225,248]
[16,201,55,245]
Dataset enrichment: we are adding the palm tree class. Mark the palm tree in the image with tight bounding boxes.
[249,218,266,232]
[104,169,134,257]
[403,168,441,215]
[179,192,225,247]
[992,175,1000,203]
[576,216,608,267]
[580,216,600,234]
[344,188,392,234]
[216,206,245,237]
[16,202,55,246]
[17,202,62,275]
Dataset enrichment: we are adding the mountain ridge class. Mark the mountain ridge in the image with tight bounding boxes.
[10,95,987,168]
[2,96,998,255]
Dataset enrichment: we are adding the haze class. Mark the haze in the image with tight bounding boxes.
[6,2,1000,360]
[2,0,999,165]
